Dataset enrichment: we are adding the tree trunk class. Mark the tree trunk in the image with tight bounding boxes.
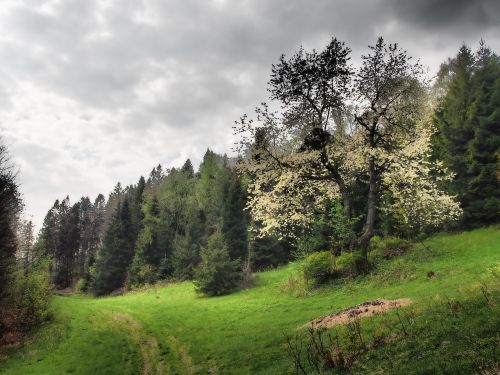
[360,157,377,259]
[338,181,351,221]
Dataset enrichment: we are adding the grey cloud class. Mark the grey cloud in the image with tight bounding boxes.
[392,0,500,30]
[0,0,498,228]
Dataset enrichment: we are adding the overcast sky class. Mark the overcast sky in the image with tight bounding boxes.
[1,0,499,230]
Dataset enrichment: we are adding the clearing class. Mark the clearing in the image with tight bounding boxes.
[0,227,499,374]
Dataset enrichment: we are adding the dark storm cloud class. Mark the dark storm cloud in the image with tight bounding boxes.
[0,0,498,228]
[393,0,500,30]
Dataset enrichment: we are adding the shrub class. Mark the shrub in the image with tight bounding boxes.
[9,260,53,331]
[370,236,412,260]
[333,252,370,277]
[126,262,157,289]
[75,278,87,293]
[334,252,357,276]
[302,251,336,285]
[194,230,242,296]
[13,276,52,330]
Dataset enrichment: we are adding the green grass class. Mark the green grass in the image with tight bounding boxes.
[1,227,499,374]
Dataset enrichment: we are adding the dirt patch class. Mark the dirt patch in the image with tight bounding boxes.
[305,299,412,329]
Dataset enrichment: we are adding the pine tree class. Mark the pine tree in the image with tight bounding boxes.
[54,199,80,288]
[433,42,500,227]
[222,169,249,261]
[194,228,242,296]
[465,44,500,225]
[181,159,194,178]
[434,46,475,203]
[92,200,135,295]
[128,195,163,286]
[18,220,35,271]
[78,197,93,277]
[0,142,22,301]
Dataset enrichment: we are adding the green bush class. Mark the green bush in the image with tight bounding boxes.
[302,251,336,285]
[11,261,53,330]
[333,252,370,277]
[194,230,242,296]
[370,235,412,261]
[75,278,87,293]
[334,252,357,276]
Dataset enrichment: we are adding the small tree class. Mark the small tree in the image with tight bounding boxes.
[194,229,241,296]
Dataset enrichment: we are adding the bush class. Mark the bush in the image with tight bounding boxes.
[370,236,412,261]
[302,251,336,285]
[334,252,357,276]
[126,262,158,289]
[194,230,242,296]
[12,269,53,329]
[75,278,87,293]
[0,262,52,346]
[333,252,370,277]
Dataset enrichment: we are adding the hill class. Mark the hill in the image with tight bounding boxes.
[1,227,499,374]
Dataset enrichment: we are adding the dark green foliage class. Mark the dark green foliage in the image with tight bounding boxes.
[369,235,412,261]
[40,193,106,290]
[181,159,194,178]
[302,251,336,285]
[302,250,370,286]
[9,258,53,331]
[128,151,251,287]
[54,199,81,288]
[0,142,53,344]
[295,200,357,257]
[222,168,249,261]
[333,252,358,277]
[92,200,135,296]
[464,46,500,225]
[433,42,500,227]
[130,176,146,239]
[194,229,242,296]
[0,143,21,302]
[251,234,291,270]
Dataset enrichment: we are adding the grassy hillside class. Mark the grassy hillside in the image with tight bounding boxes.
[1,227,499,374]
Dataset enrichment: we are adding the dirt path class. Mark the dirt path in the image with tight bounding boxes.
[111,313,169,375]
[306,298,412,329]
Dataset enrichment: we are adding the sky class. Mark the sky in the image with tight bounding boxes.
[1,0,499,230]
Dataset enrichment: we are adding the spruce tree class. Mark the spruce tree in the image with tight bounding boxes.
[92,200,135,295]
[433,42,500,227]
[128,195,163,286]
[465,45,500,224]
[0,143,21,301]
[222,169,249,261]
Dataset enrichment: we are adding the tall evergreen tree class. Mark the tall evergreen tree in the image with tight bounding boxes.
[433,42,500,226]
[0,142,22,301]
[181,159,194,178]
[465,44,500,224]
[128,195,163,286]
[222,169,249,261]
[54,198,80,288]
[92,200,135,295]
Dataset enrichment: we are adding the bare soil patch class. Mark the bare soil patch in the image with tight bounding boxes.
[306,298,412,329]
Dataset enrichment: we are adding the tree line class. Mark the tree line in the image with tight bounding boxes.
[38,151,291,296]
[6,37,498,303]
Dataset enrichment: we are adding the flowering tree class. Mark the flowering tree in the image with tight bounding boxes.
[235,37,461,258]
